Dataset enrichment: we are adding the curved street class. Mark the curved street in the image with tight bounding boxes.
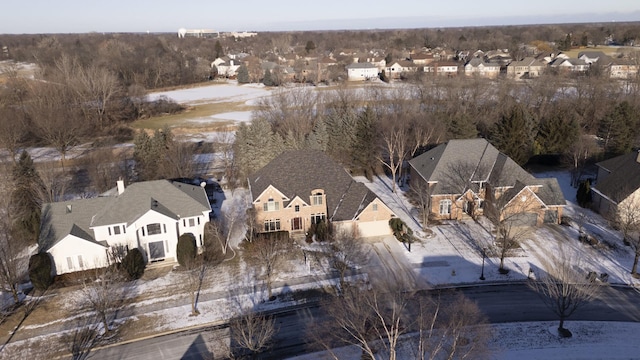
[91,283,640,359]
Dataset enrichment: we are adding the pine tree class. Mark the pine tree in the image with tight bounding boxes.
[307,118,328,151]
[447,113,477,139]
[351,106,378,176]
[11,151,43,244]
[576,180,592,208]
[262,69,273,86]
[233,118,283,177]
[490,104,537,165]
[214,40,224,59]
[598,101,639,156]
[537,108,580,154]
[237,65,250,84]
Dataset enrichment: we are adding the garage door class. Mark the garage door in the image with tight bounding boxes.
[357,220,392,237]
[506,212,538,227]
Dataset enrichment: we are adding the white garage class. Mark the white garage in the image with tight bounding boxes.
[357,220,393,238]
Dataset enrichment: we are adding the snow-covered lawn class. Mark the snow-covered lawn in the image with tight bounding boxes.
[357,171,640,288]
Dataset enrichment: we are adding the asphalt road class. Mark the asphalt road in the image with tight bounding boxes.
[90,283,640,360]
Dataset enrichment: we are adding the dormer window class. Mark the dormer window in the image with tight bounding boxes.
[263,198,279,212]
[312,193,323,206]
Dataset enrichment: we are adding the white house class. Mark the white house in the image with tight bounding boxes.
[346,62,379,81]
[464,58,500,78]
[214,59,241,78]
[39,180,212,275]
[385,61,418,79]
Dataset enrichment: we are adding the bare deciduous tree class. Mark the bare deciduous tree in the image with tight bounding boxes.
[408,179,433,229]
[64,314,109,360]
[0,181,28,304]
[183,255,208,316]
[310,281,491,360]
[229,309,277,358]
[244,233,291,300]
[414,291,490,360]
[79,265,129,333]
[378,121,408,193]
[27,82,84,171]
[529,250,604,337]
[324,230,370,292]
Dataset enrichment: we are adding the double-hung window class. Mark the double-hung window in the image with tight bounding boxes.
[263,199,279,212]
[439,200,452,215]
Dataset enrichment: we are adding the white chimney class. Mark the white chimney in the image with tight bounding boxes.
[117,179,125,195]
[230,59,234,66]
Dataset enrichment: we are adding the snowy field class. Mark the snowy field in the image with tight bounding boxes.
[147,82,269,106]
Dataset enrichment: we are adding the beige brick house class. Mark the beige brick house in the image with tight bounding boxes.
[248,150,395,238]
[408,139,565,226]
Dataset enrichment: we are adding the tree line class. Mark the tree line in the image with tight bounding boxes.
[232,75,640,187]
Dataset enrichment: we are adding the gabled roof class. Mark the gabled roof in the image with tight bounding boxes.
[409,138,566,207]
[347,62,377,69]
[594,151,640,202]
[92,180,210,227]
[409,139,502,194]
[39,197,112,251]
[39,180,211,251]
[248,150,389,221]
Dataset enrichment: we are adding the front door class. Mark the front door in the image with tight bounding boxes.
[148,241,165,261]
[292,217,302,231]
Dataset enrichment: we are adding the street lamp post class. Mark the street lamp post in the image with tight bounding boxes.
[480,248,486,281]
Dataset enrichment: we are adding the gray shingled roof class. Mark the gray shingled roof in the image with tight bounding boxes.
[346,62,376,69]
[248,150,385,221]
[408,138,502,194]
[39,180,211,250]
[92,180,210,227]
[595,151,640,202]
[409,138,565,206]
[39,197,112,251]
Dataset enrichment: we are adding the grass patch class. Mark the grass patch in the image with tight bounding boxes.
[561,46,631,58]
[132,101,254,130]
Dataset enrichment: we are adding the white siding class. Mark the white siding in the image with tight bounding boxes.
[48,235,108,275]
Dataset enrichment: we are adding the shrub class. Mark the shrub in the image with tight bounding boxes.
[389,218,412,242]
[122,248,146,280]
[28,253,53,292]
[177,233,197,267]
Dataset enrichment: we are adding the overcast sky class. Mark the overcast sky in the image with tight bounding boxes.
[2,0,639,34]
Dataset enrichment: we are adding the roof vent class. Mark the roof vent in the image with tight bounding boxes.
[200,182,206,188]
[152,199,158,208]
[66,204,72,213]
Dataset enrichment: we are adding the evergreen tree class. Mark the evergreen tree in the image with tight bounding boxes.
[447,113,477,139]
[351,106,378,176]
[233,118,283,177]
[324,102,358,166]
[262,69,273,86]
[307,118,328,151]
[237,65,250,84]
[214,40,224,59]
[537,108,580,154]
[28,253,53,292]
[177,233,197,267]
[133,127,173,181]
[490,104,537,165]
[305,40,316,54]
[11,151,43,244]
[576,180,592,208]
[598,101,639,156]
